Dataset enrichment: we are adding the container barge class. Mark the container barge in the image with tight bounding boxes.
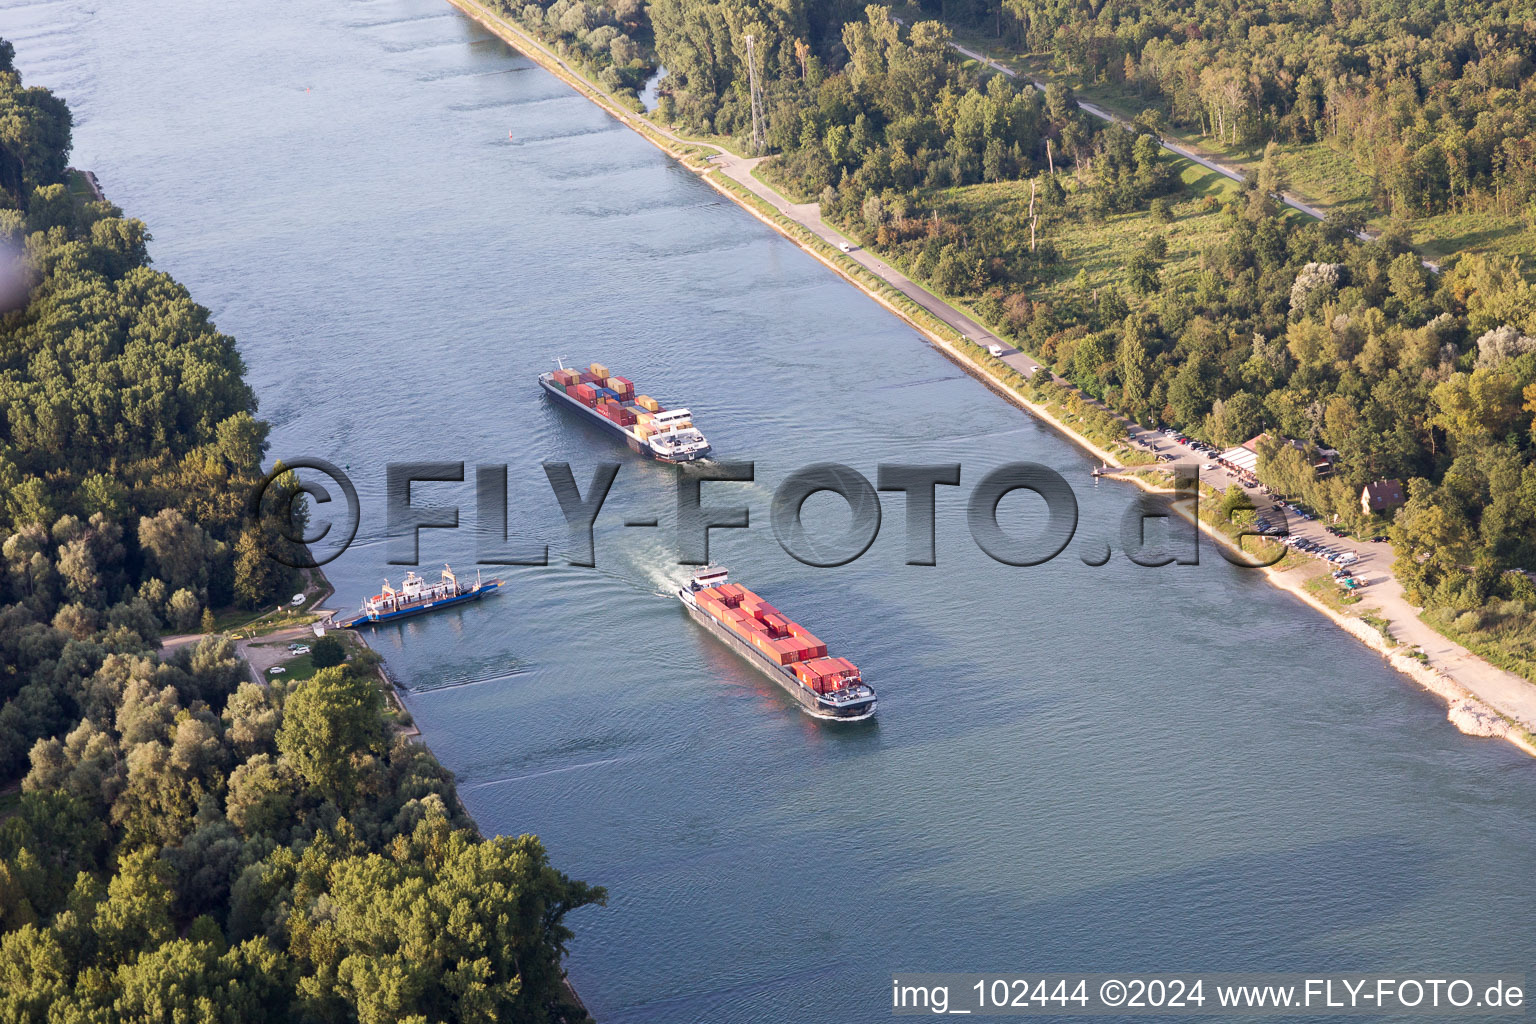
[678,568,876,721]
[332,566,502,629]
[539,361,710,462]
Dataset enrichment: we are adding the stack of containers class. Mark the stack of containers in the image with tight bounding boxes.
[589,362,610,379]
[571,383,597,406]
[791,656,859,693]
[553,368,581,388]
[597,400,636,425]
[636,395,661,413]
[693,584,850,677]
[605,376,635,399]
[634,412,656,438]
[579,371,602,385]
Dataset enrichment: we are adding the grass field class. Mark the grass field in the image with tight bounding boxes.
[933,149,1242,308]
[249,642,324,682]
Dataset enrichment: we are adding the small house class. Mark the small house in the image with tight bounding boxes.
[1361,479,1406,516]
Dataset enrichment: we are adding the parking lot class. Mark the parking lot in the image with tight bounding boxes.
[1122,426,1392,586]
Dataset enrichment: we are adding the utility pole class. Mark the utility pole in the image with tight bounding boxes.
[1046,137,1055,175]
[744,33,765,155]
[1029,178,1038,252]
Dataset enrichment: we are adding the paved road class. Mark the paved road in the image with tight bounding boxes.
[946,42,1441,273]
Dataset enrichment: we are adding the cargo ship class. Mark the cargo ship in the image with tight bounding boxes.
[539,361,710,462]
[332,566,502,628]
[678,568,876,721]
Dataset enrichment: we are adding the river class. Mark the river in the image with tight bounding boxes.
[5,0,1534,1019]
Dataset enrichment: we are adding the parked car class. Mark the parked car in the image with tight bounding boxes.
[268,666,286,675]
[292,645,311,656]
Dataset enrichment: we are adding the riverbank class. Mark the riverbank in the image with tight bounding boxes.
[442,0,1536,761]
[1106,473,1536,760]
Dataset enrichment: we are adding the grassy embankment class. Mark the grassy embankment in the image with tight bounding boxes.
[1422,607,1536,685]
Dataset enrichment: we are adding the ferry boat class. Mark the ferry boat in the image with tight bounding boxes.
[333,565,502,628]
[678,567,876,721]
[539,360,710,462]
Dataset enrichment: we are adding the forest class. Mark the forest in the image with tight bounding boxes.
[936,0,1536,222]
[0,41,602,1021]
[493,0,1536,676]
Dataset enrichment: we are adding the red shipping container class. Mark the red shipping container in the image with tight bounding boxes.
[571,384,597,406]
[616,407,637,426]
[579,371,602,384]
[609,376,634,393]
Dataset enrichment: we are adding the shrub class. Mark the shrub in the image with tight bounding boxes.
[310,635,345,670]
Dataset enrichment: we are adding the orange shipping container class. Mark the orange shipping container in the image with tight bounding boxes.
[771,638,803,663]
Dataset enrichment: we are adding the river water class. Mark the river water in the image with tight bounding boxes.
[6,0,1534,1019]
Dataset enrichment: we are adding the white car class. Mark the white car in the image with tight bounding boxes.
[987,343,1004,357]
[292,645,311,656]
[1203,463,1216,471]
[289,593,306,606]
[268,666,286,675]
[838,241,854,253]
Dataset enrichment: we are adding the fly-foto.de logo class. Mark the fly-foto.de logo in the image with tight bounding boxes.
[248,460,1286,570]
